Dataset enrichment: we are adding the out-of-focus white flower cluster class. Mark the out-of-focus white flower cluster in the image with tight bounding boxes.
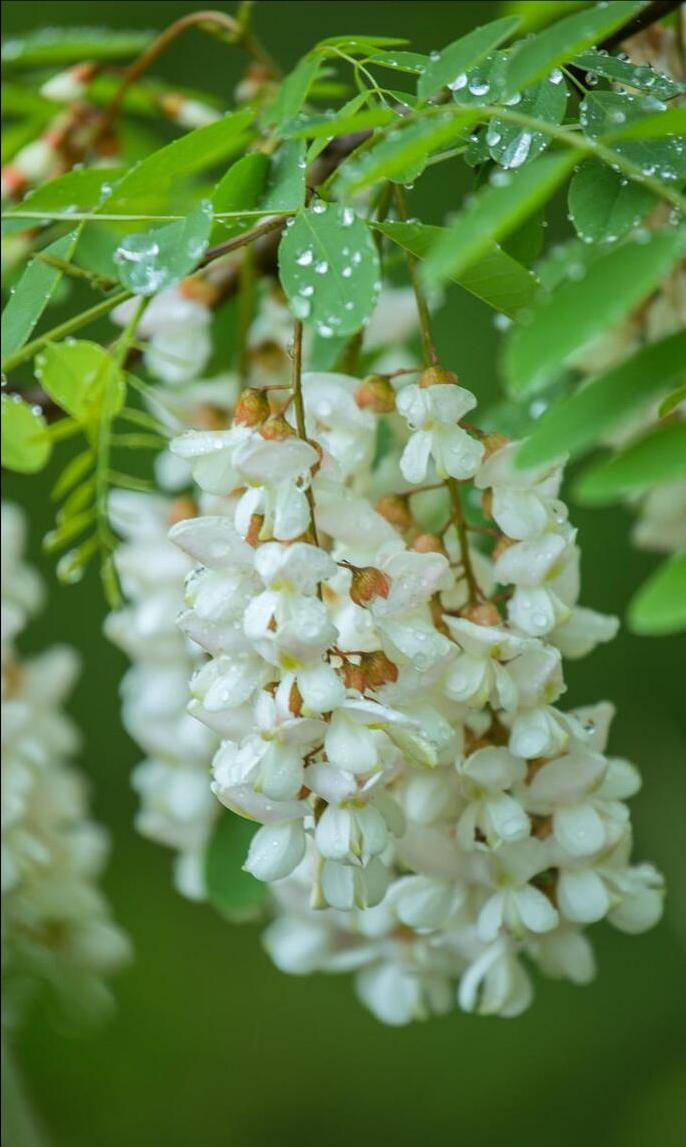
[164,330,664,1024]
[1,503,130,1025]
[105,491,219,899]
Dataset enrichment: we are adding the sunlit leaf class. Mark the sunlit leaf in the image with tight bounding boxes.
[572,48,685,101]
[36,340,125,423]
[574,422,686,504]
[1,394,51,473]
[262,54,321,128]
[3,167,126,225]
[279,201,380,337]
[417,16,520,101]
[205,812,268,922]
[568,160,655,244]
[504,228,686,395]
[628,550,686,635]
[422,151,575,286]
[516,330,686,467]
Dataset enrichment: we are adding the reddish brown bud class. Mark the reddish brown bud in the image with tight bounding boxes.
[167,496,198,526]
[375,494,413,531]
[410,533,446,555]
[481,490,493,519]
[288,681,304,717]
[260,413,295,441]
[419,366,458,389]
[191,403,229,430]
[178,277,219,306]
[343,651,398,691]
[234,387,270,427]
[348,565,391,607]
[355,374,396,414]
[245,514,263,547]
[459,601,502,627]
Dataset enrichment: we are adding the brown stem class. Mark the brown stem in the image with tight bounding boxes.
[201,214,288,265]
[447,478,478,605]
[94,9,279,143]
[602,0,681,50]
[291,320,320,547]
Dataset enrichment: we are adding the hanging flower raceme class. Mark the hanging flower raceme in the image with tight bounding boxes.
[1,503,131,1025]
[167,351,663,1025]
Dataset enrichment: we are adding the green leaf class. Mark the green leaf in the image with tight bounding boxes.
[260,140,308,211]
[1,229,80,357]
[602,104,686,141]
[503,1,646,94]
[572,49,685,101]
[450,52,509,108]
[580,91,686,183]
[516,330,686,467]
[205,812,268,922]
[2,26,154,69]
[338,108,482,194]
[211,152,270,241]
[568,160,655,244]
[659,384,686,418]
[1,394,51,473]
[417,16,520,101]
[36,340,125,423]
[628,551,686,636]
[114,201,212,295]
[3,167,127,224]
[375,219,540,317]
[279,202,380,337]
[102,110,254,213]
[305,92,370,162]
[262,54,321,128]
[422,151,576,287]
[369,50,429,75]
[488,72,568,169]
[287,107,395,141]
[504,228,686,394]
[502,2,592,34]
[574,422,686,504]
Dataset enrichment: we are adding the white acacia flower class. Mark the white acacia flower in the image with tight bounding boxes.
[458,938,533,1018]
[244,820,307,882]
[443,617,532,710]
[475,442,567,540]
[477,839,558,942]
[457,747,530,849]
[112,286,212,385]
[523,747,625,859]
[396,383,485,483]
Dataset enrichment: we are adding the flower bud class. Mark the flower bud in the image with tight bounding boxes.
[167,496,198,527]
[348,564,391,607]
[234,386,270,427]
[260,413,295,441]
[343,651,398,691]
[419,366,458,389]
[459,601,502,627]
[410,533,446,555]
[376,494,413,531]
[355,374,396,413]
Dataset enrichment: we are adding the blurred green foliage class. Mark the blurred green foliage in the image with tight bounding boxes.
[2,3,685,1146]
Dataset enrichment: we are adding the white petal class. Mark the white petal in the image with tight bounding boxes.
[558,869,610,924]
[244,821,306,881]
[554,803,606,857]
[399,430,433,484]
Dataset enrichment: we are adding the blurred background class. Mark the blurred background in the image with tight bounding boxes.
[2,3,685,1145]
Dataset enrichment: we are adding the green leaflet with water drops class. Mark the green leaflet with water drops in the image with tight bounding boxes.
[210,152,270,242]
[422,151,576,287]
[1,229,81,357]
[279,202,380,338]
[1,394,52,473]
[568,160,655,244]
[416,16,520,101]
[374,219,540,317]
[487,71,568,169]
[205,813,268,922]
[629,550,686,636]
[574,422,686,505]
[580,91,686,183]
[260,139,308,212]
[114,201,212,295]
[36,340,126,423]
[2,26,154,69]
[504,228,686,395]
[337,108,483,195]
[502,1,646,95]
[515,330,686,469]
[369,50,428,76]
[572,49,685,101]
[101,110,255,214]
[602,104,686,141]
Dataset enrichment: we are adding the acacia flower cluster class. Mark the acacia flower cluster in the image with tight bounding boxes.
[167,347,664,1023]
[1,503,130,1023]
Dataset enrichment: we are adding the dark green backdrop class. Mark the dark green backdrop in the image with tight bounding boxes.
[3,4,685,1145]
